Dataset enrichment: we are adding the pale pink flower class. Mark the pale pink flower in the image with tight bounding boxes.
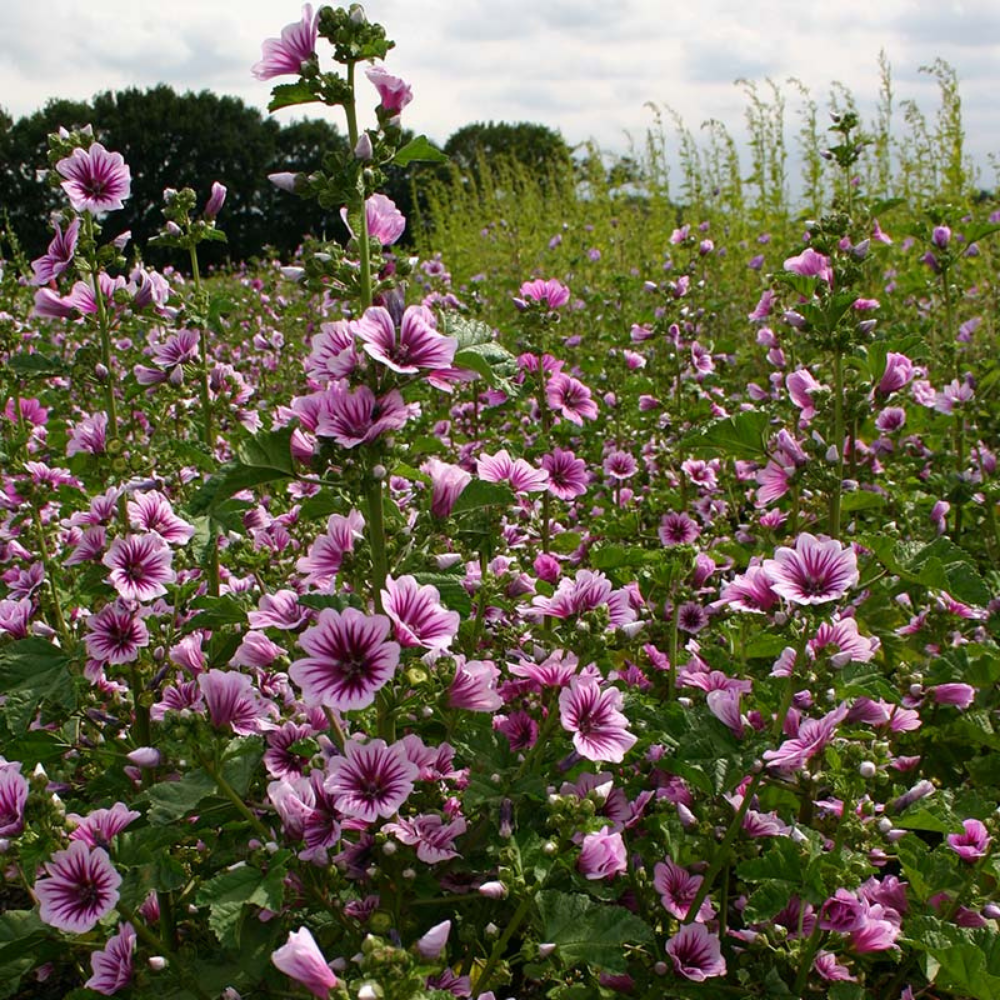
[477,449,549,494]
[252,5,319,81]
[423,458,471,517]
[365,64,413,114]
[762,533,859,605]
[383,815,467,864]
[784,247,833,286]
[66,412,108,456]
[102,533,176,602]
[356,304,456,374]
[342,193,407,246]
[654,857,715,922]
[577,826,627,880]
[559,676,637,763]
[271,927,337,999]
[448,658,502,711]
[324,738,418,823]
[415,919,452,959]
[665,923,727,981]
[515,278,570,310]
[290,607,399,711]
[85,922,135,995]
[382,575,460,652]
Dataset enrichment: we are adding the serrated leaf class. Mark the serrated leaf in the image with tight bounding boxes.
[141,769,216,825]
[183,593,248,633]
[9,353,68,378]
[268,82,321,113]
[685,409,770,460]
[0,638,75,731]
[536,890,653,973]
[411,572,473,617]
[187,425,296,515]
[394,135,448,166]
[450,479,515,516]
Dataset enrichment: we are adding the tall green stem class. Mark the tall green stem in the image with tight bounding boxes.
[472,891,535,998]
[829,349,844,540]
[344,61,373,313]
[83,214,119,443]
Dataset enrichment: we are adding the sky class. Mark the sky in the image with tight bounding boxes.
[2,0,999,191]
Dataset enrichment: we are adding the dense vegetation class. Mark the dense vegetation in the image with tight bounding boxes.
[1,7,999,1000]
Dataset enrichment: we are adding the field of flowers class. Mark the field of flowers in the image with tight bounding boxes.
[2,4,999,1000]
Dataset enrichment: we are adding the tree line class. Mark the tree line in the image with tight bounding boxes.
[0,85,572,268]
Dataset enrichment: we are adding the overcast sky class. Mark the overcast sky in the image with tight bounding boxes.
[2,0,998,191]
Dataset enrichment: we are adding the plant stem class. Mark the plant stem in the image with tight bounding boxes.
[197,753,271,841]
[472,890,534,998]
[83,214,119,443]
[682,770,763,924]
[829,349,844,539]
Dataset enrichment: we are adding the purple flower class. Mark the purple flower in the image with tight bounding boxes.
[324,738,418,823]
[35,841,121,934]
[127,490,195,545]
[342,193,406,246]
[577,826,627,880]
[654,858,715,922]
[56,143,131,214]
[365,63,413,114]
[314,384,411,448]
[290,607,400,711]
[415,919,452,959]
[762,533,859,605]
[85,922,135,995]
[559,676,636,763]
[198,670,271,735]
[66,412,108,457]
[477,449,549,494]
[931,225,951,249]
[252,4,318,81]
[784,247,833,286]
[546,374,598,425]
[449,658,502,711]
[819,889,866,932]
[603,449,637,480]
[878,353,914,395]
[515,278,570,310]
[384,815,467,864]
[248,589,309,630]
[382,575,460,652]
[664,923,727,981]
[271,927,338,999]
[85,600,149,666]
[931,682,975,709]
[204,181,227,220]
[102,533,176,602]
[659,511,700,546]
[530,570,636,629]
[0,762,28,836]
[31,219,80,285]
[763,703,848,771]
[296,510,365,589]
[423,458,471,517]
[947,818,991,862]
[714,564,779,614]
[356,305,456,374]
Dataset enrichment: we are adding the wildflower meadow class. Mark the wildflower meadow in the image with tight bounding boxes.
[2,4,1000,1000]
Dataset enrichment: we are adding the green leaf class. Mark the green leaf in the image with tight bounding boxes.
[550,531,583,554]
[685,409,770,460]
[591,544,653,570]
[744,880,797,923]
[450,479,515,516]
[453,342,519,390]
[268,82,321,113]
[187,425,296,515]
[738,837,804,883]
[141,769,216,825]
[411,573,473,617]
[536,890,653,974]
[394,135,448,166]
[840,490,887,511]
[9,353,68,378]
[183,593,248,633]
[0,638,75,731]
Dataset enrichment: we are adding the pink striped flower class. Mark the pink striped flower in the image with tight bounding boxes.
[85,600,149,665]
[271,927,338,999]
[85,922,135,995]
[252,5,319,81]
[56,143,131,214]
[35,841,121,934]
[559,676,636,763]
[477,449,549,494]
[126,490,195,545]
[665,923,727,981]
[198,670,272,735]
[382,575,460,652]
[448,658,502,711]
[0,762,28,836]
[423,458,471,517]
[541,448,589,500]
[784,247,833,286]
[577,826,627,880]
[325,738,418,823]
[356,304,456,374]
[67,803,140,848]
[762,533,858,605]
[546,373,598,425]
[947,818,991,862]
[314,383,411,448]
[296,510,365,590]
[290,607,400,711]
[365,64,413,115]
[654,857,715,922]
[383,814,467,864]
[31,219,80,284]
[102,534,176,602]
[515,278,570,310]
